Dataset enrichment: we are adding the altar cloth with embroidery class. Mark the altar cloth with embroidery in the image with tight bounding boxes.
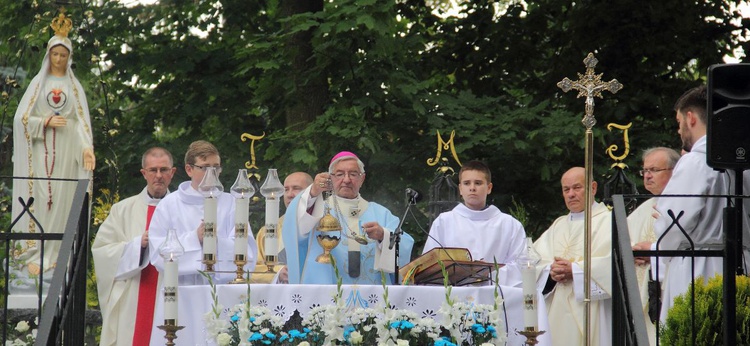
[149,284,551,345]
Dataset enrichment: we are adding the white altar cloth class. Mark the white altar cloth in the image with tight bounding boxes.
[149,284,551,346]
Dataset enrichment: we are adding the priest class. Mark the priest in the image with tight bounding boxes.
[627,146,679,344]
[92,147,176,345]
[282,151,415,284]
[422,160,526,285]
[534,167,612,346]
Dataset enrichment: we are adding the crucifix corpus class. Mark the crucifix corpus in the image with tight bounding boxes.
[557,52,622,346]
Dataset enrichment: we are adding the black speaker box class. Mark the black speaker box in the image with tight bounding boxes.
[707,64,750,170]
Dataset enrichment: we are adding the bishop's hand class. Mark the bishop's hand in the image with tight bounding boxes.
[311,172,332,197]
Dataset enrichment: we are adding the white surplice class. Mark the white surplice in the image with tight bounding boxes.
[92,187,163,346]
[534,202,612,346]
[626,198,657,345]
[422,203,527,285]
[653,135,750,322]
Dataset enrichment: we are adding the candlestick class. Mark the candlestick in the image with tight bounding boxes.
[519,236,541,329]
[198,166,223,272]
[260,169,284,272]
[158,229,184,327]
[230,169,255,283]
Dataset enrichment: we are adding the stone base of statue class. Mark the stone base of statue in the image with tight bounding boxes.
[5,262,53,309]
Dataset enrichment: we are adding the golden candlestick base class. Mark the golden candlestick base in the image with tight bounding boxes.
[230,254,248,284]
[203,253,216,272]
[516,327,546,345]
[158,322,185,346]
[316,233,340,263]
[264,254,278,273]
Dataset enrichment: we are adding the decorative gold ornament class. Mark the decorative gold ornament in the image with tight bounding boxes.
[50,9,73,38]
[240,132,265,170]
[605,122,632,162]
[557,53,623,129]
[427,130,462,167]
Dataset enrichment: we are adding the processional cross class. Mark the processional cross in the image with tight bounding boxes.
[557,52,622,346]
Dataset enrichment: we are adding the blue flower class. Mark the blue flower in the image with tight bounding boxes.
[434,338,457,346]
[401,321,414,329]
[249,332,263,341]
[230,314,240,322]
[471,323,486,334]
[249,316,256,322]
[264,332,276,339]
[279,334,288,342]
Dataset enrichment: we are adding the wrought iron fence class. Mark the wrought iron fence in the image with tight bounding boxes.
[0,177,89,346]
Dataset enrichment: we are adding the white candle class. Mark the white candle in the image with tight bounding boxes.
[264,228,278,258]
[164,258,179,324]
[521,263,538,329]
[234,197,249,259]
[264,192,279,227]
[203,196,218,259]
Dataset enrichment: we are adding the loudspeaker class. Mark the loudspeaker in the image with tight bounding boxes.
[707,64,750,170]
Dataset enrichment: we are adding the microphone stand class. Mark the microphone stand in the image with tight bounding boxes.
[390,194,417,285]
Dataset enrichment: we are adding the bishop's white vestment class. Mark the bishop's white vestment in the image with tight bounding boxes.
[92,188,162,346]
[534,202,612,346]
[282,186,414,285]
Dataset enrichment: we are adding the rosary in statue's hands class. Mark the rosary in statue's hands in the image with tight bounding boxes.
[45,114,67,128]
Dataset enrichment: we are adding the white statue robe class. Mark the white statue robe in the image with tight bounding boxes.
[653,135,750,322]
[626,198,657,345]
[422,203,527,286]
[534,202,612,346]
[11,36,93,278]
[92,187,164,346]
[148,181,258,285]
[282,185,414,285]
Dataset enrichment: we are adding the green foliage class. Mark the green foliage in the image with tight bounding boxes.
[661,274,750,345]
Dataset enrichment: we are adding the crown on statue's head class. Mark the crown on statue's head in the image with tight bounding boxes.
[50,9,73,38]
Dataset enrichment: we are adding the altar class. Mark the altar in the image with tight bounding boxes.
[149,284,551,345]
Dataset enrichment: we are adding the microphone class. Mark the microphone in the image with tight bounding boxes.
[405,188,423,203]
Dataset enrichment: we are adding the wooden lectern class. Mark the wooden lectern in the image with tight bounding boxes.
[399,248,500,286]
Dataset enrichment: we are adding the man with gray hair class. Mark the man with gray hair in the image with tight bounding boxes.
[627,146,679,344]
[282,151,415,285]
[93,147,176,345]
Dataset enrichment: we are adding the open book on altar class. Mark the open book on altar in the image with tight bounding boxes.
[399,247,501,286]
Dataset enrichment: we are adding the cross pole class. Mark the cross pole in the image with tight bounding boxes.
[557,52,622,346]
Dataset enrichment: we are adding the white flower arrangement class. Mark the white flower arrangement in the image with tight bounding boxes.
[203,259,508,345]
[4,319,38,346]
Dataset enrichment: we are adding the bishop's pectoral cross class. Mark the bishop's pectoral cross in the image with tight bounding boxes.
[557,53,623,129]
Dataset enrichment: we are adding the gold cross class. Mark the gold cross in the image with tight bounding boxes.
[557,53,623,129]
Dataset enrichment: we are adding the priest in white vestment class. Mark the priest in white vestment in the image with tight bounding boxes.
[92,148,176,346]
[634,86,750,323]
[11,14,95,287]
[534,167,612,346]
[148,140,258,285]
[283,151,414,285]
[422,160,526,286]
[252,172,312,283]
[627,147,679,345]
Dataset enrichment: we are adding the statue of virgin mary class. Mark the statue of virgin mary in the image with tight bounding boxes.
[10,11,94,296]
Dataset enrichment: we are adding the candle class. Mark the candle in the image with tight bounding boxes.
[521,262,538,329]
[260,169,284,260]
[203,196,217,260]
[234,196,249,260]
[164,258,179,324]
